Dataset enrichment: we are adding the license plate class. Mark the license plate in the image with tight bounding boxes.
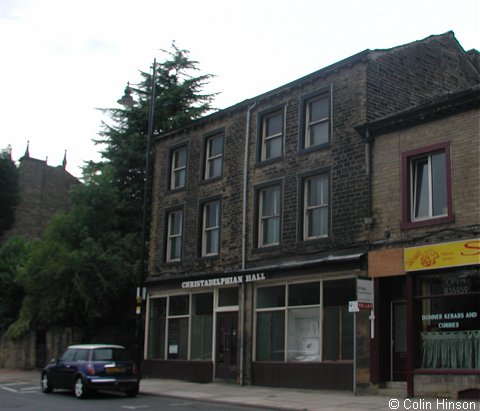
[105,367,124,374]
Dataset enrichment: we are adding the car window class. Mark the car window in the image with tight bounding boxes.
[74,349,89,361]
[93,348,130,361]
[61,349,77,362]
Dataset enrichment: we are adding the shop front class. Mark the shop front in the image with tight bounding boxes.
[405,239,480,398]
[370,239,480,398]
[142,253,371,391]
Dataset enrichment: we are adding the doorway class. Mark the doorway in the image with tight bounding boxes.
[391,301,407,381]
[215,311,238,380]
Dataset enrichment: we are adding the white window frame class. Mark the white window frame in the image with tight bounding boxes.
[410,152,447,222]
[205,134,224,180]
[303,174,329,240]
[202,200,221,257]
[261,111,283,161]
[258,185,281,247]
[166,209,183,262]
[170,146,187,190]
[305,95,330,149]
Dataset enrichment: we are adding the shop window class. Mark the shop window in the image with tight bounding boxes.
[301,92,331,150]
[256,184,282,248]
[401,142,453,229]
[255,282,322,362]
[415,269,480,369]
[302,173,329,240]
[218,287,239,307]
[169,145,188,190]
[322,279,355,361]
[201,199,221,257]
[191,293,213,360]
[167,295,189,360]
[204,132,224,180]
[148,298,166,359]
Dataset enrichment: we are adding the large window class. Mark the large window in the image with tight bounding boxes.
[301,90,331,151]
[169,145,187,190]
[302,173,329,240]
[257,184,281,248]
[415,269,480,369]
[259,110,283,162]
[204,132,224,180]
[147,293,214,361]
[201,200,221,257]
[401,143,453,229]
[166,208,183,262]
[255,279,355,362]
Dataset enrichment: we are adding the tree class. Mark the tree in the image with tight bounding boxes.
[0,151,20,237]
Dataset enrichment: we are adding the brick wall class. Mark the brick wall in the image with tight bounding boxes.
[367,32,480,121]
[370,107,480,243]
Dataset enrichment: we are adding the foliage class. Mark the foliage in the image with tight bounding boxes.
[0,154,20,236]
[0,237,30,330]
[4,44,216,339]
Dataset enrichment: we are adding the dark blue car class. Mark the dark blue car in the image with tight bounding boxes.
[41,344,140,399]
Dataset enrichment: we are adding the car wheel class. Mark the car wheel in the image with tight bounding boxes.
[126,384,139,397]
[74,376,90,399]
[40,372,53,393]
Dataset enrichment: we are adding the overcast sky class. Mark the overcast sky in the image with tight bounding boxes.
[1,0,478,178]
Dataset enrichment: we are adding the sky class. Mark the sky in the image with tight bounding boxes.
[1,0,478,179]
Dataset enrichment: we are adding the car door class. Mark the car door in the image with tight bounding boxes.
[50,348,77,389]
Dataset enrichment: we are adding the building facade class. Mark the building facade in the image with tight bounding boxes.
[143,32,480,393]
[360,85,480,398]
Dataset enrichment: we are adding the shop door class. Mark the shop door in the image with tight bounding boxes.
[391,301,407,381]
[215,311,238,380]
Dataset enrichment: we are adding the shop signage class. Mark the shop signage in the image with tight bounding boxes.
[357,278,374,310]
[421,311,478,329]
[404,238,480,272]
[181,272,266,289]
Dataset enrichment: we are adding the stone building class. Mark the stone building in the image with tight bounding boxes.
[358,85,480,397]
[143,32,479,393]
[1,149,80,242]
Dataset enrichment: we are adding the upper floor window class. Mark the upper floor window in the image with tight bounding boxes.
[302,173,329,240]
[201,199,221,257]
[169,145,187,190]
[260,110,283,162]
[401,142,453,229]
[257,184,281,247]
[166,208,183,262]
[301,89,331,151]
[204,132,224,180]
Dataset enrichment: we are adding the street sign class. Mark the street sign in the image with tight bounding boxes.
[348,301,359,312]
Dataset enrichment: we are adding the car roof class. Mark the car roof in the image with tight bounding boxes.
[67,344,125,350]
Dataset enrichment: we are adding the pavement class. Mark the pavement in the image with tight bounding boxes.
[1,368,479,411]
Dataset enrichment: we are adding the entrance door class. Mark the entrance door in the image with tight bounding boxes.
[391,301,407,381]
[215,311,238,380]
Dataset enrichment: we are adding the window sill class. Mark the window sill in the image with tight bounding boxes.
[200,176,223,185]
[255,156,284,168]
[414,368,480,375]
[299,142,331,155]
[252,244,282,254]
[400,214,455,230]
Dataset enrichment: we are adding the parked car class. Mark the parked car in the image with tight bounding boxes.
[41,344,140,399]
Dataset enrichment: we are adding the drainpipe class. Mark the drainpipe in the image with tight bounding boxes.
[240,101,256,386]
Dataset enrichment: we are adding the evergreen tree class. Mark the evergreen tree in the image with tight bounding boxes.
[0,151,20,237]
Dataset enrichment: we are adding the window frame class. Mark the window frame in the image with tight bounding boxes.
[200,198,222,258]
[257,106,285,164]
[254,181,283,249]
[168,144,188,191]
[300,86,332,153]
[401,142,453,230]
[203,130,224,181]
[299,170,331,241]
[165,206,184,263]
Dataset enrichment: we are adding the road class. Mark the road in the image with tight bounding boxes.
[0,380,269,411]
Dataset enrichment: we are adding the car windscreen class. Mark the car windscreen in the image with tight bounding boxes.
[92,348,131,361]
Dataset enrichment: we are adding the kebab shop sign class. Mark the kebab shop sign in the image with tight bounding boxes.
[404,239,480,272]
